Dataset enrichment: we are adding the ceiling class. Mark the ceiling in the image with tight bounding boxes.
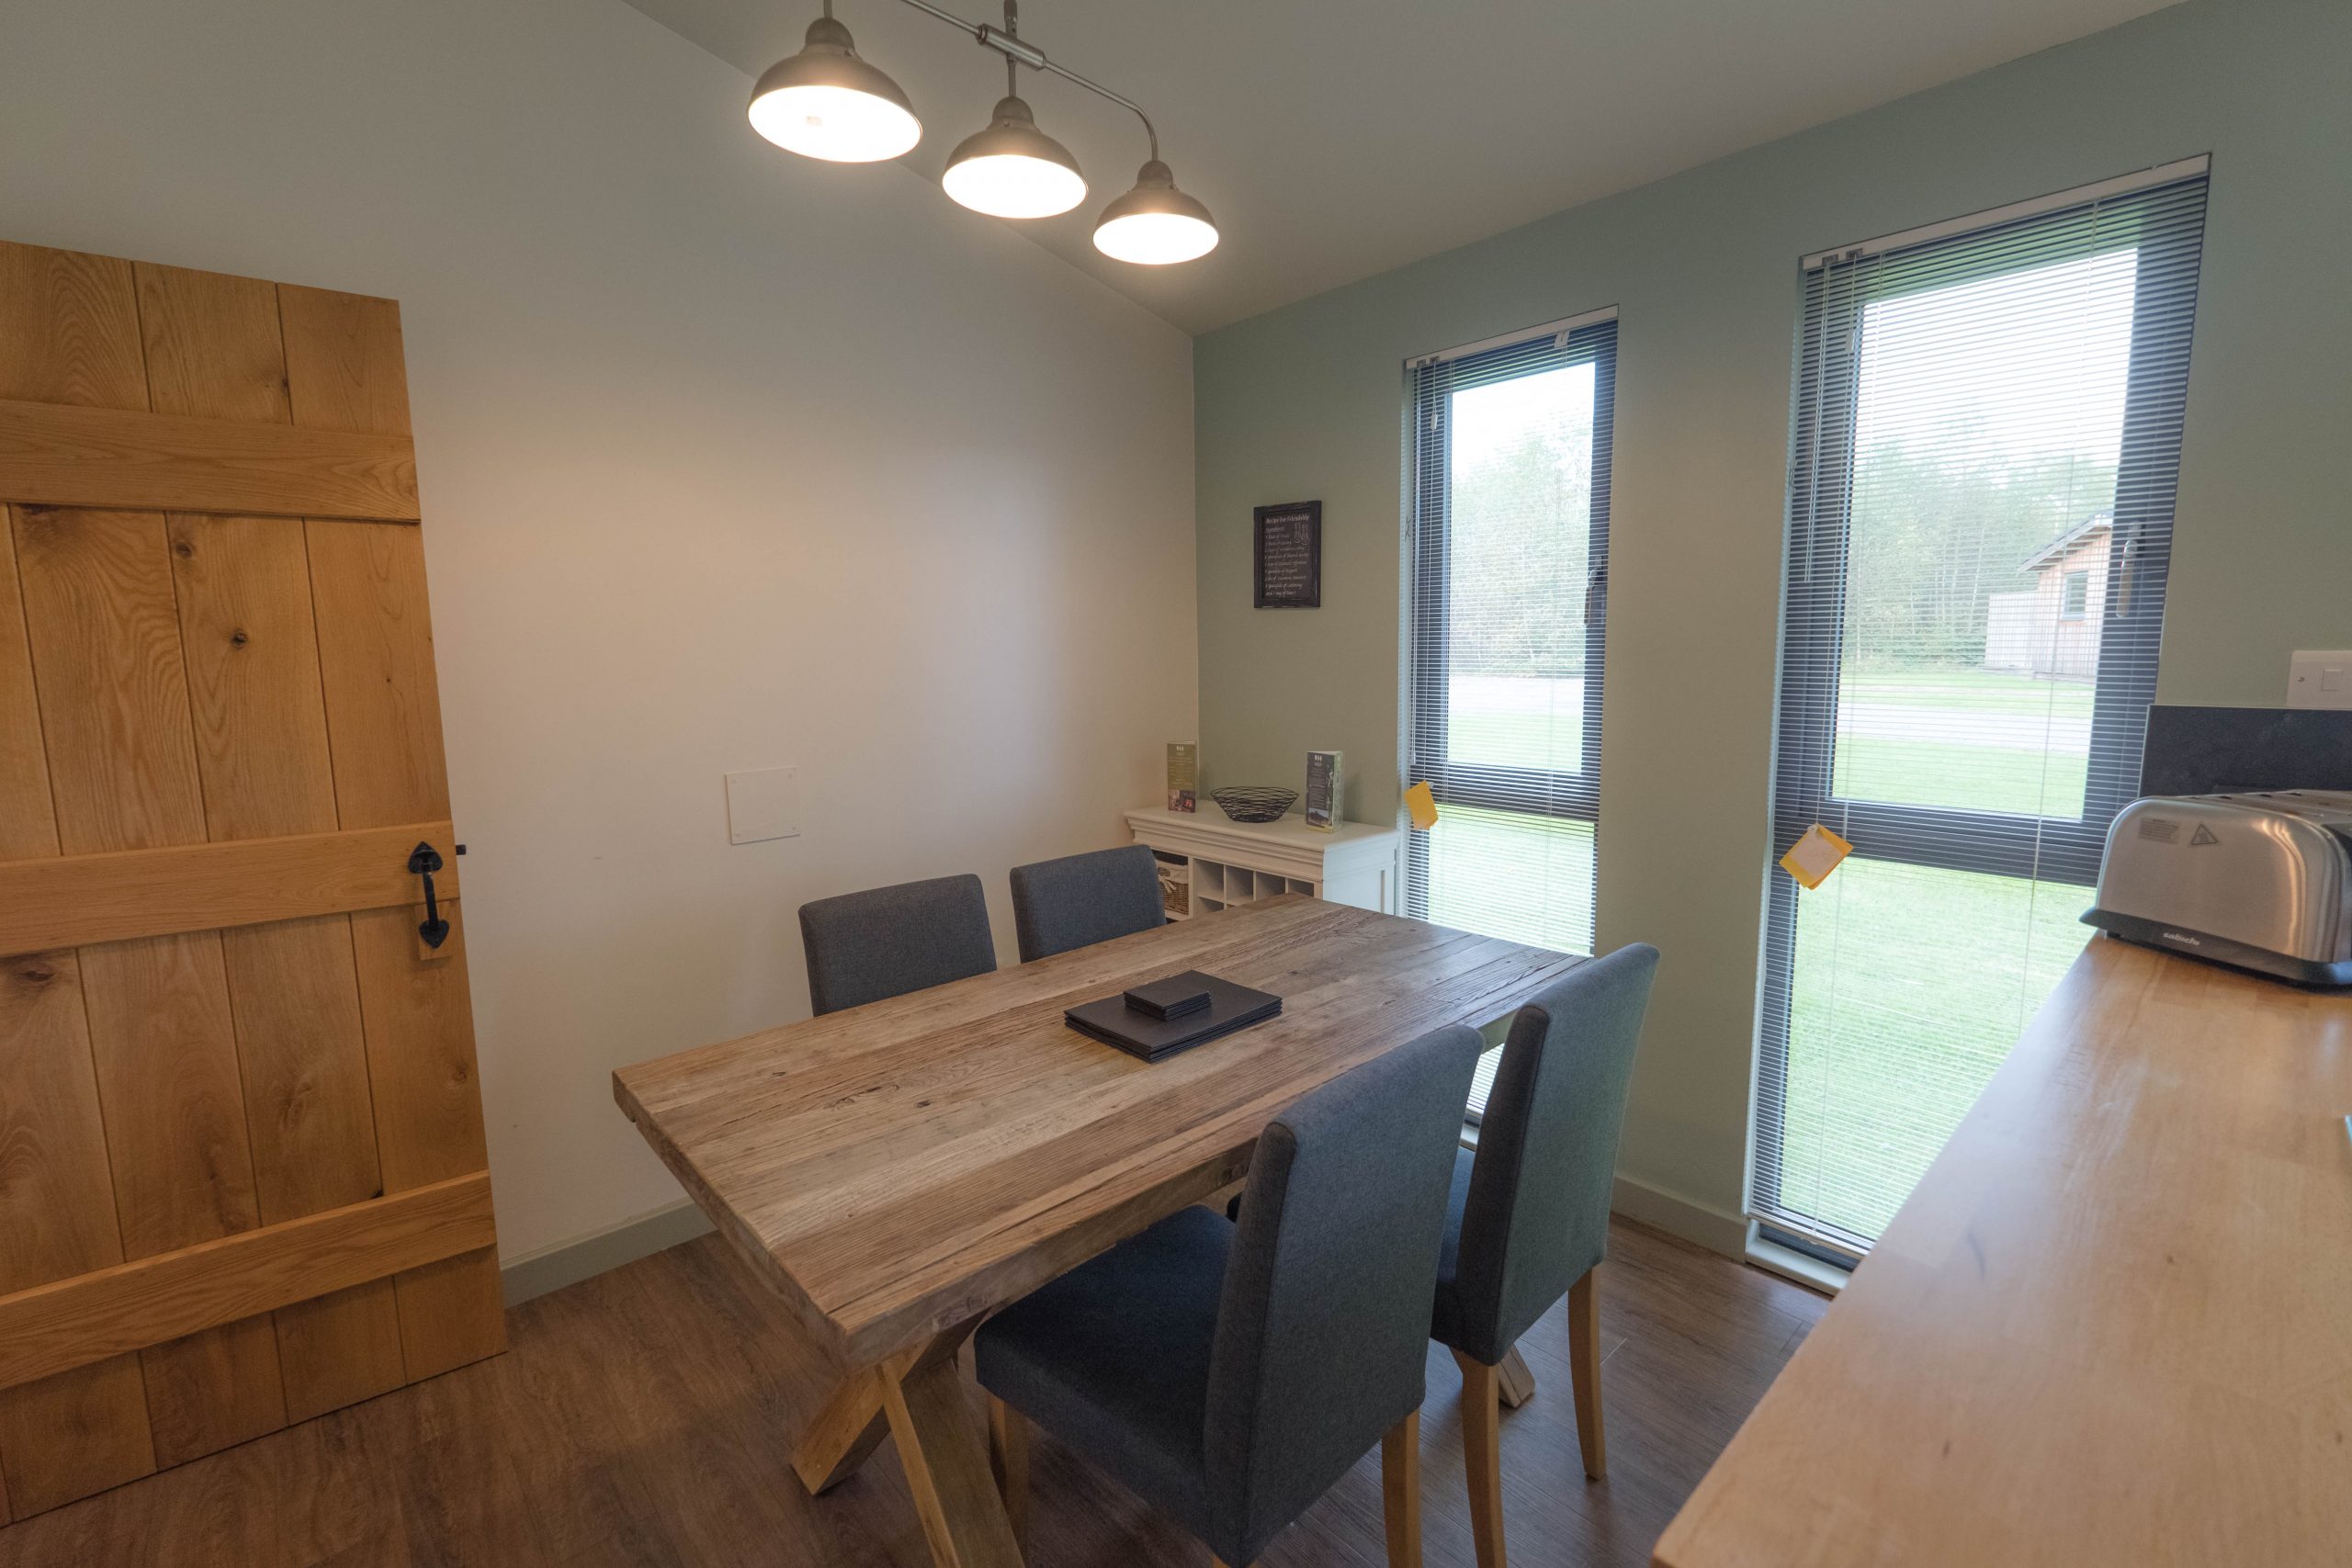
[624,0,2181,333]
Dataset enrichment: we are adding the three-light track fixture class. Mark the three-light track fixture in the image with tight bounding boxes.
[747,0,1219,265]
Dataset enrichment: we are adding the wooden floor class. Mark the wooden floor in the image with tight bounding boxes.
[0,1218,1826,1568]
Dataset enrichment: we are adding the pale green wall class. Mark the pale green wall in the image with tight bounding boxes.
[1194,0,2352,1232]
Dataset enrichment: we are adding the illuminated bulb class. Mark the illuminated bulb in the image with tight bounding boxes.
[1092,160,1218,264]
[942,96,1086,219]
[748,16,921,163]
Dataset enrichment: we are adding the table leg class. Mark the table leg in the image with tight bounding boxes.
[792,1363,890,1494]
[1496,1344,1536,1410]
[790,1321,1024,1568]
[882,1345,1026,1568]
[794,1319,982,1494]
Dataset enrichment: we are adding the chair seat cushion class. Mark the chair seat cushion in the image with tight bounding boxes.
[1429,1144,1480,1357]
[975,1204,1232,1531]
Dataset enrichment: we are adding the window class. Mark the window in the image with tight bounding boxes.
[1755,164,2208,1254]
[1405,314,1615,1117]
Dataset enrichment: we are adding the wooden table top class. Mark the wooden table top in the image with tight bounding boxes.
[614,897,1581,1368]
[1653,936,2352,1567]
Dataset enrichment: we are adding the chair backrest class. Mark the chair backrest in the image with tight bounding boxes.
[1203,1024,1481,1563]
[797,874,997,1016]
[1453,942,1658,1361]
[1008,844,1166,963]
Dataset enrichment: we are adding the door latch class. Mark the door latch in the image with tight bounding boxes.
[408,841,450,950]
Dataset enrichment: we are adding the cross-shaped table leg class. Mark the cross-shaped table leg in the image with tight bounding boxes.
[791,1321,1024,1568]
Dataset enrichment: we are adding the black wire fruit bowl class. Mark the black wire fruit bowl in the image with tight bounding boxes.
[1210,786,1299,823]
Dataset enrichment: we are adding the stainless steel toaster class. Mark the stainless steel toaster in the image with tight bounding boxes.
[2084,791,2352,986]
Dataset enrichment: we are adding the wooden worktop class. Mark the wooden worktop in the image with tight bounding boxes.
[1655,935,2352,1567]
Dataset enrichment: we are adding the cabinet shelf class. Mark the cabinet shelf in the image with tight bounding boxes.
[1127,807,1400,921]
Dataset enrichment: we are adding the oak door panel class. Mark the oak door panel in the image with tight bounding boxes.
[0,951,158,1516]
[11,501,288,1464]
[0,1360,156,1519]
[285,288,503,1377]
[0,514,54,860]
[74,932,260,1255]
[0,243,503,1513]
[137,1316,288,1470]
[141,259,411,1422]
[167,513,340,840]
[133,262,288,426]
[11,507,208,854]
[0,244,144,408]
[0,241,162,1515]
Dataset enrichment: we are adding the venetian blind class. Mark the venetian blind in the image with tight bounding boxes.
[1404,312,1617,1116]
[1754,163,2209,1252]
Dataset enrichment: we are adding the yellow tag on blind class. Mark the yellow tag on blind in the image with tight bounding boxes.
[1779,823,1853,890]
[1404,781,1440,831]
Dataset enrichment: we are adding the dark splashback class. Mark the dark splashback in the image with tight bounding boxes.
[2142,705,2352,796]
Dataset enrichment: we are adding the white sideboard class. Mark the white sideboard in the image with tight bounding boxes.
[1125,807,1401,919]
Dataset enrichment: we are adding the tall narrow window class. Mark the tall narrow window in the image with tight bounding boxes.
[1756,164,2208,1254]
[1406,312,1616,966]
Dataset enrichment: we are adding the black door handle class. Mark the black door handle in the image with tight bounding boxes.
[409,841,450,950]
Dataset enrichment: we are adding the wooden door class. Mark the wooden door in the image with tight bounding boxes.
[0,242,503,1519]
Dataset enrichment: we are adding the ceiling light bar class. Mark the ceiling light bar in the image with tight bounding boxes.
[748,0,1219,264]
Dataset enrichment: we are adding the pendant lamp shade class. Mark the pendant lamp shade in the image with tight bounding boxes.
[748,16,922,163]
[942,96,1087,219]
[1091,160,1219,265]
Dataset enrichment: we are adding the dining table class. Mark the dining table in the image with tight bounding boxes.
[612,894,1584,1568]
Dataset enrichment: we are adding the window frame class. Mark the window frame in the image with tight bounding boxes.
[2061,569,2091,621]
[1403,317,1618,926]
[1754,171,2207,1252]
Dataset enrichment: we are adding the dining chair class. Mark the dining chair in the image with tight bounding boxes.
[1008,843,1166,963]
[977,1022,1483,1568]
[1431,942,1659,1568]
[797,874,997,1016]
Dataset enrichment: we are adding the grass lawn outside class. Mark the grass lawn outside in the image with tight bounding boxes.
[1830,734,2086,817]
[1779,857,2092,1241]
[1420,805,1595,958]
[1424,661,2103,1245]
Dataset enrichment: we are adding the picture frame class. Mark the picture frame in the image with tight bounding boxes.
[1253,501,1321,609]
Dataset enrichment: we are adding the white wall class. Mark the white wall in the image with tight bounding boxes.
[0,0,1197,1258]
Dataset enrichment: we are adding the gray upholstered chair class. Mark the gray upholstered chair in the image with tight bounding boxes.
[1433,942,1658,1568]
[797,874,996,1016]
[1008,843,1166,963]
[978,1023,1483,1568]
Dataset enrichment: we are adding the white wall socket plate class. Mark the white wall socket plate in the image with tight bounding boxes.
[2287,651,2352,711]
[725,766,801,844]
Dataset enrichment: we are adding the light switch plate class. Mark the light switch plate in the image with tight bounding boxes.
[725,767,800,844]
[2287,651,2352,711]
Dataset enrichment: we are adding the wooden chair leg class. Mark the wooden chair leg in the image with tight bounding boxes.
[1452,1350,1505,1568]
[1567,1267,1606,1481]
[988,1395,1030,1552]
[1380,1409,1421,1568]
[1495,1345,1535,1410]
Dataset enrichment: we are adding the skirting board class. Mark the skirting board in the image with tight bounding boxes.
[500,1199,715,1307]
[1608,1172,1750,1258]
[504,1173,1750,1310]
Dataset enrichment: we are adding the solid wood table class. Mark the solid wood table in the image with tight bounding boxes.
[1652,936,2352,1567]
[614,896,1581,1568]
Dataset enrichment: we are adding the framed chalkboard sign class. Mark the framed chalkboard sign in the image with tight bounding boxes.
[1253,502,1321,608]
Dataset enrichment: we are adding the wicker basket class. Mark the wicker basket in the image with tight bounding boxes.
[1210,786,1299,824]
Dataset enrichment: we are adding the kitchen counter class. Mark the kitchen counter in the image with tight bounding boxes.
[1654,935,2352,1566]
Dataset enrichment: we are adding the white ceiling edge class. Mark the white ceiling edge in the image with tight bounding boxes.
[618,0,2186,336]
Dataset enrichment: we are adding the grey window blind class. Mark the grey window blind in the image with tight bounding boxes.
[1405,314,1617,1116]
[1754,164,2209,1252]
